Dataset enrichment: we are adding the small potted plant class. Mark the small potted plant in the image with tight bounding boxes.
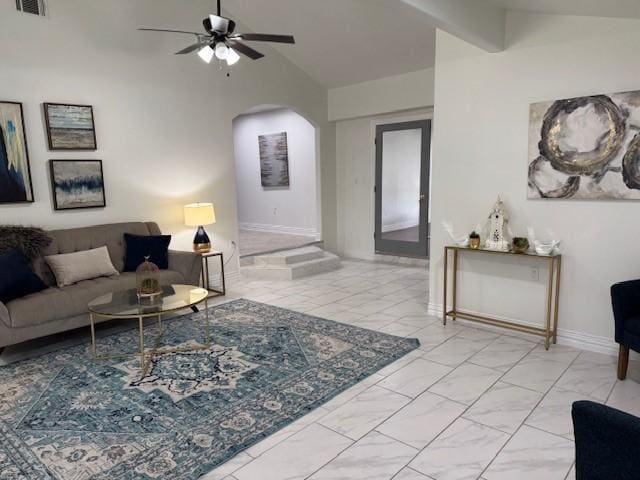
[469,231,481,249]
[512,237,530,254]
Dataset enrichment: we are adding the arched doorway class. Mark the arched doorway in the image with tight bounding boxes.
[232,105,321,258]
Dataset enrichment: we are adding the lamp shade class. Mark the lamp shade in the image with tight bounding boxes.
[184,203,216,226]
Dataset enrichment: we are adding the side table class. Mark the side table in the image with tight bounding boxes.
[199,251,226,297]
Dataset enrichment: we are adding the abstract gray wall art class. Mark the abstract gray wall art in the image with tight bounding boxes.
[44,103,97,150]
[528,91,640,200]
[0,101,33,203]
[258,131,290,187]
[50,160,105,210]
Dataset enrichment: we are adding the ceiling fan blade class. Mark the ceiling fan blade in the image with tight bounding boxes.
[228,41,264,60]
[175,43,202,55]
[234,33,295,44]
[138,28,202,36]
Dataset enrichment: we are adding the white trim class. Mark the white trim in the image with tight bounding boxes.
[427,302,619,356]
[239,222,321,240]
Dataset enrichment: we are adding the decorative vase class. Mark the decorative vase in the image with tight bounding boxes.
[136,256,162,299]
[469,237,481,249]
[512,237,530,254]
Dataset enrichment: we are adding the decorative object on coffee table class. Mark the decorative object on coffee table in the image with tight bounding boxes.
[0,101,34,203]
[136,256,162,300]
[512,237,530,254]
[184,202,216,253]
[44,103,97,150]
[469,231,481,249]
[49,159,105,210]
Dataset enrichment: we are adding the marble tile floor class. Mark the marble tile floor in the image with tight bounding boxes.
[3,258,635,480]
[197,258,640,480]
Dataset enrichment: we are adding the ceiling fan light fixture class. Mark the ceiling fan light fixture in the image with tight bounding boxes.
[197,44,214,63]
[214,42,229,60]
[226,47,240,65]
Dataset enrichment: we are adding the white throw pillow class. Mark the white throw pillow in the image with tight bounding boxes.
[45,246,119,288]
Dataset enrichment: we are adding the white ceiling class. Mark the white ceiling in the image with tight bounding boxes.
[487,0,640,19]
[222,0,640,89]
[222,0,436,89]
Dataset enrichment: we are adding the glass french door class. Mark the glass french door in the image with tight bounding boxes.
[375,120,431,258]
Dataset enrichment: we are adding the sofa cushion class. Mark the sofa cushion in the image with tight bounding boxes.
[32,222,162,287]
[0,249,47,303]
[6,269,185,328]
[45,246,119,287]
[124,233,171,271]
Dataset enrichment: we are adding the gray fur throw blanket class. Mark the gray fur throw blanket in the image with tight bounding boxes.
[0,226,52,260]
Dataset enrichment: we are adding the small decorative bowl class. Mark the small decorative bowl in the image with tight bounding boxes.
[512,237,529,254]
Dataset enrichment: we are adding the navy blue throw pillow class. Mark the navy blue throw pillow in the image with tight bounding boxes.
[124,234,171,271]
[0,249,47,303]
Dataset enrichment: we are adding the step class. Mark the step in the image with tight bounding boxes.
[254,246,325,267]
[242,252,341,281]
[240,241,324,266]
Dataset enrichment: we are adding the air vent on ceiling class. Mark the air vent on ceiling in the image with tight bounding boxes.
[16,0,46,16]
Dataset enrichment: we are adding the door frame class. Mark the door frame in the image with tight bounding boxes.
[374,119,431,258]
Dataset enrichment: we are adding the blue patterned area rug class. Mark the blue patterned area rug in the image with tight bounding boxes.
[0,299,419,480]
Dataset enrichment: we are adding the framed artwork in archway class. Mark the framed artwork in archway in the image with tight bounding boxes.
[258,131,290,187]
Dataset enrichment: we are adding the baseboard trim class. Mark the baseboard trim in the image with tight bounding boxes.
[427,302,618,356]
[239,222,320,240]
[340,251,429,266]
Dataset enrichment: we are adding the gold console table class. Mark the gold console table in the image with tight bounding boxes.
[443,246,561,350]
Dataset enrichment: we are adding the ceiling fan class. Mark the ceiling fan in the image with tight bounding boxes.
[138,0,295,67]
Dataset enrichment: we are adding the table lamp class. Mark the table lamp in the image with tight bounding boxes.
[184,203,216,253]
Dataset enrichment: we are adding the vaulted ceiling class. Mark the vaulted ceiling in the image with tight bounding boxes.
[487,0,640,19]
[222,0,437,88]
[222,0,640,89]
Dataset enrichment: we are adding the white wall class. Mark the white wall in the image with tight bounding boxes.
[430,12,640,351]
[0,0,335,277]
[233,109,318,237]
[336,109,432,259]
[329,69,435,122]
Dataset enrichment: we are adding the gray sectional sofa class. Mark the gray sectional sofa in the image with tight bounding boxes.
[0,222,202,348]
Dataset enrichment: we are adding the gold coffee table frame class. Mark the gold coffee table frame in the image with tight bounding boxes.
[443,246,561,350]
[88,284,210,377]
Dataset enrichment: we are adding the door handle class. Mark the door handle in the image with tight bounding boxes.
[419,194,426,202]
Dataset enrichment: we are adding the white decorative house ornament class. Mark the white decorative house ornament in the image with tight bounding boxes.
[483,196,510,251]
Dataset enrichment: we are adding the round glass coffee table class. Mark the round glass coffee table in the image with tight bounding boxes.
[88,284,210,376]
